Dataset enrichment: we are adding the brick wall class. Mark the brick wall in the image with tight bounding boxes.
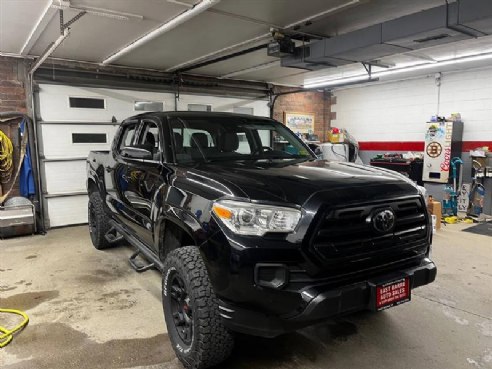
[0,56,27,112]
[273,89,332,140]
[0,56,28,199]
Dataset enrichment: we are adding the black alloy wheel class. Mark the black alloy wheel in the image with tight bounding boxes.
[169,272,194,345]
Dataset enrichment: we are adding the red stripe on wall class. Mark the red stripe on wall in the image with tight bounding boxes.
[358,141,492,152]
[462,141,492,151]
[359,142,424,151]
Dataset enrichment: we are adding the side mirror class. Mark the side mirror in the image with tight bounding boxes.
[120,145,153,160]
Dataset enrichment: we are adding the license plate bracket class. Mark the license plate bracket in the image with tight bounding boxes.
[373,277,411,311]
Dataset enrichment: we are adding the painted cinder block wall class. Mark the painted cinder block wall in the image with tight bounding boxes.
[331,67,492,191]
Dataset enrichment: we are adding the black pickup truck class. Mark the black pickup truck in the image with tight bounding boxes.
[87,112,436,369]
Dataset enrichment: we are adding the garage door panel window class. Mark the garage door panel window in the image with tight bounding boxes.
[72,133,107,144]
[134,101,164,112]
[233,106,254,115]
[69,97,105,109]
[188,103,212,112]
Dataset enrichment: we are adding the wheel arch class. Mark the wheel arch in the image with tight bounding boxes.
[157,216,199,262]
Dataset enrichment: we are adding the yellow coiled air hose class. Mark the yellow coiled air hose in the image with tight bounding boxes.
[0,309,29,348]
[0,129,14,184]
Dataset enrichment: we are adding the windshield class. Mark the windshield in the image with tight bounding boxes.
[169,116,315,164]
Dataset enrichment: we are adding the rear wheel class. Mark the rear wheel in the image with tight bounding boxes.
[88,192,111,250]
[162,247,234,369]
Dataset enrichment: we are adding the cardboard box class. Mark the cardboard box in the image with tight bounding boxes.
[427,201,442,230]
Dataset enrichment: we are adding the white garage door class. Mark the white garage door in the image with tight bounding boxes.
[37,84,269,227]
[40,123,119,226]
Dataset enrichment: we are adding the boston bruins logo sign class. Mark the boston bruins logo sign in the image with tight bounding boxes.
[426,142,442,158]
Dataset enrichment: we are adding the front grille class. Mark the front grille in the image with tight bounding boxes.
[309,196,429,277]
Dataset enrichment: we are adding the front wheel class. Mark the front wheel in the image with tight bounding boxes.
[162,247,234,369]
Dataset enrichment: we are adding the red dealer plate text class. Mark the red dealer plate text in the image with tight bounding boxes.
[376,278,410,311]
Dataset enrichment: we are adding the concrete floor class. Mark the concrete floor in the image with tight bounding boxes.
[1,224,491,369]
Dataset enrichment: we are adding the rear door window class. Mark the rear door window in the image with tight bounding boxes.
[118,123,137,152]
[137,120,161,160]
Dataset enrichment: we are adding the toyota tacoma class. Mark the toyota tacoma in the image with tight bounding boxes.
[86,112,436,369]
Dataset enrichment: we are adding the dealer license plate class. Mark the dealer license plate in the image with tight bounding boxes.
[376,277,410,311]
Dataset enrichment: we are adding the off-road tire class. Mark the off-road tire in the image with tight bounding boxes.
[162,246,234,369]
[88,192,111,250]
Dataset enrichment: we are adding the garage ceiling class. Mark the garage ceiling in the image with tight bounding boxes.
[2,0,492,87]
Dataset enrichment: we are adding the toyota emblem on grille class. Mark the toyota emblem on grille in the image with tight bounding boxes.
[368,209,396,233]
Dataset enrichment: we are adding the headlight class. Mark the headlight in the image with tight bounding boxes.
[212,200,301,236]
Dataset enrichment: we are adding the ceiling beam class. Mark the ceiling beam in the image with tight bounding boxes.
[20,0,142,56]
[220,60,280,79]
[284,0,361,28]
[29,28,70,75]
[166,0,362,72]
[51,0,144,21]
[20,0,57,55]
[177,43,269,73]
[166,34,270,72]
[206,8,328,40]
[101,0,220,65]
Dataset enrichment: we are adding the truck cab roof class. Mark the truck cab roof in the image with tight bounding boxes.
[121,111,275,124]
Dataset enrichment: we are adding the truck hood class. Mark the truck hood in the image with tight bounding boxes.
[184,159,420,206]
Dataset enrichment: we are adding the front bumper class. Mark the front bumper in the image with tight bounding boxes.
[218,259,436,338]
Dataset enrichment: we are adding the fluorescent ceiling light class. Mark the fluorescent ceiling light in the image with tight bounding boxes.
[304,70,380,85]
[377,52,492,77]
[305,74,372,88]
[101,0,220,65]
[304,51,492,88]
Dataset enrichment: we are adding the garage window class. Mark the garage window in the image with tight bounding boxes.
[72,133,107,144]
[188,104,212,112]
[134,101,164,111]
[69,97,105,109]
[233,106,254,115]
